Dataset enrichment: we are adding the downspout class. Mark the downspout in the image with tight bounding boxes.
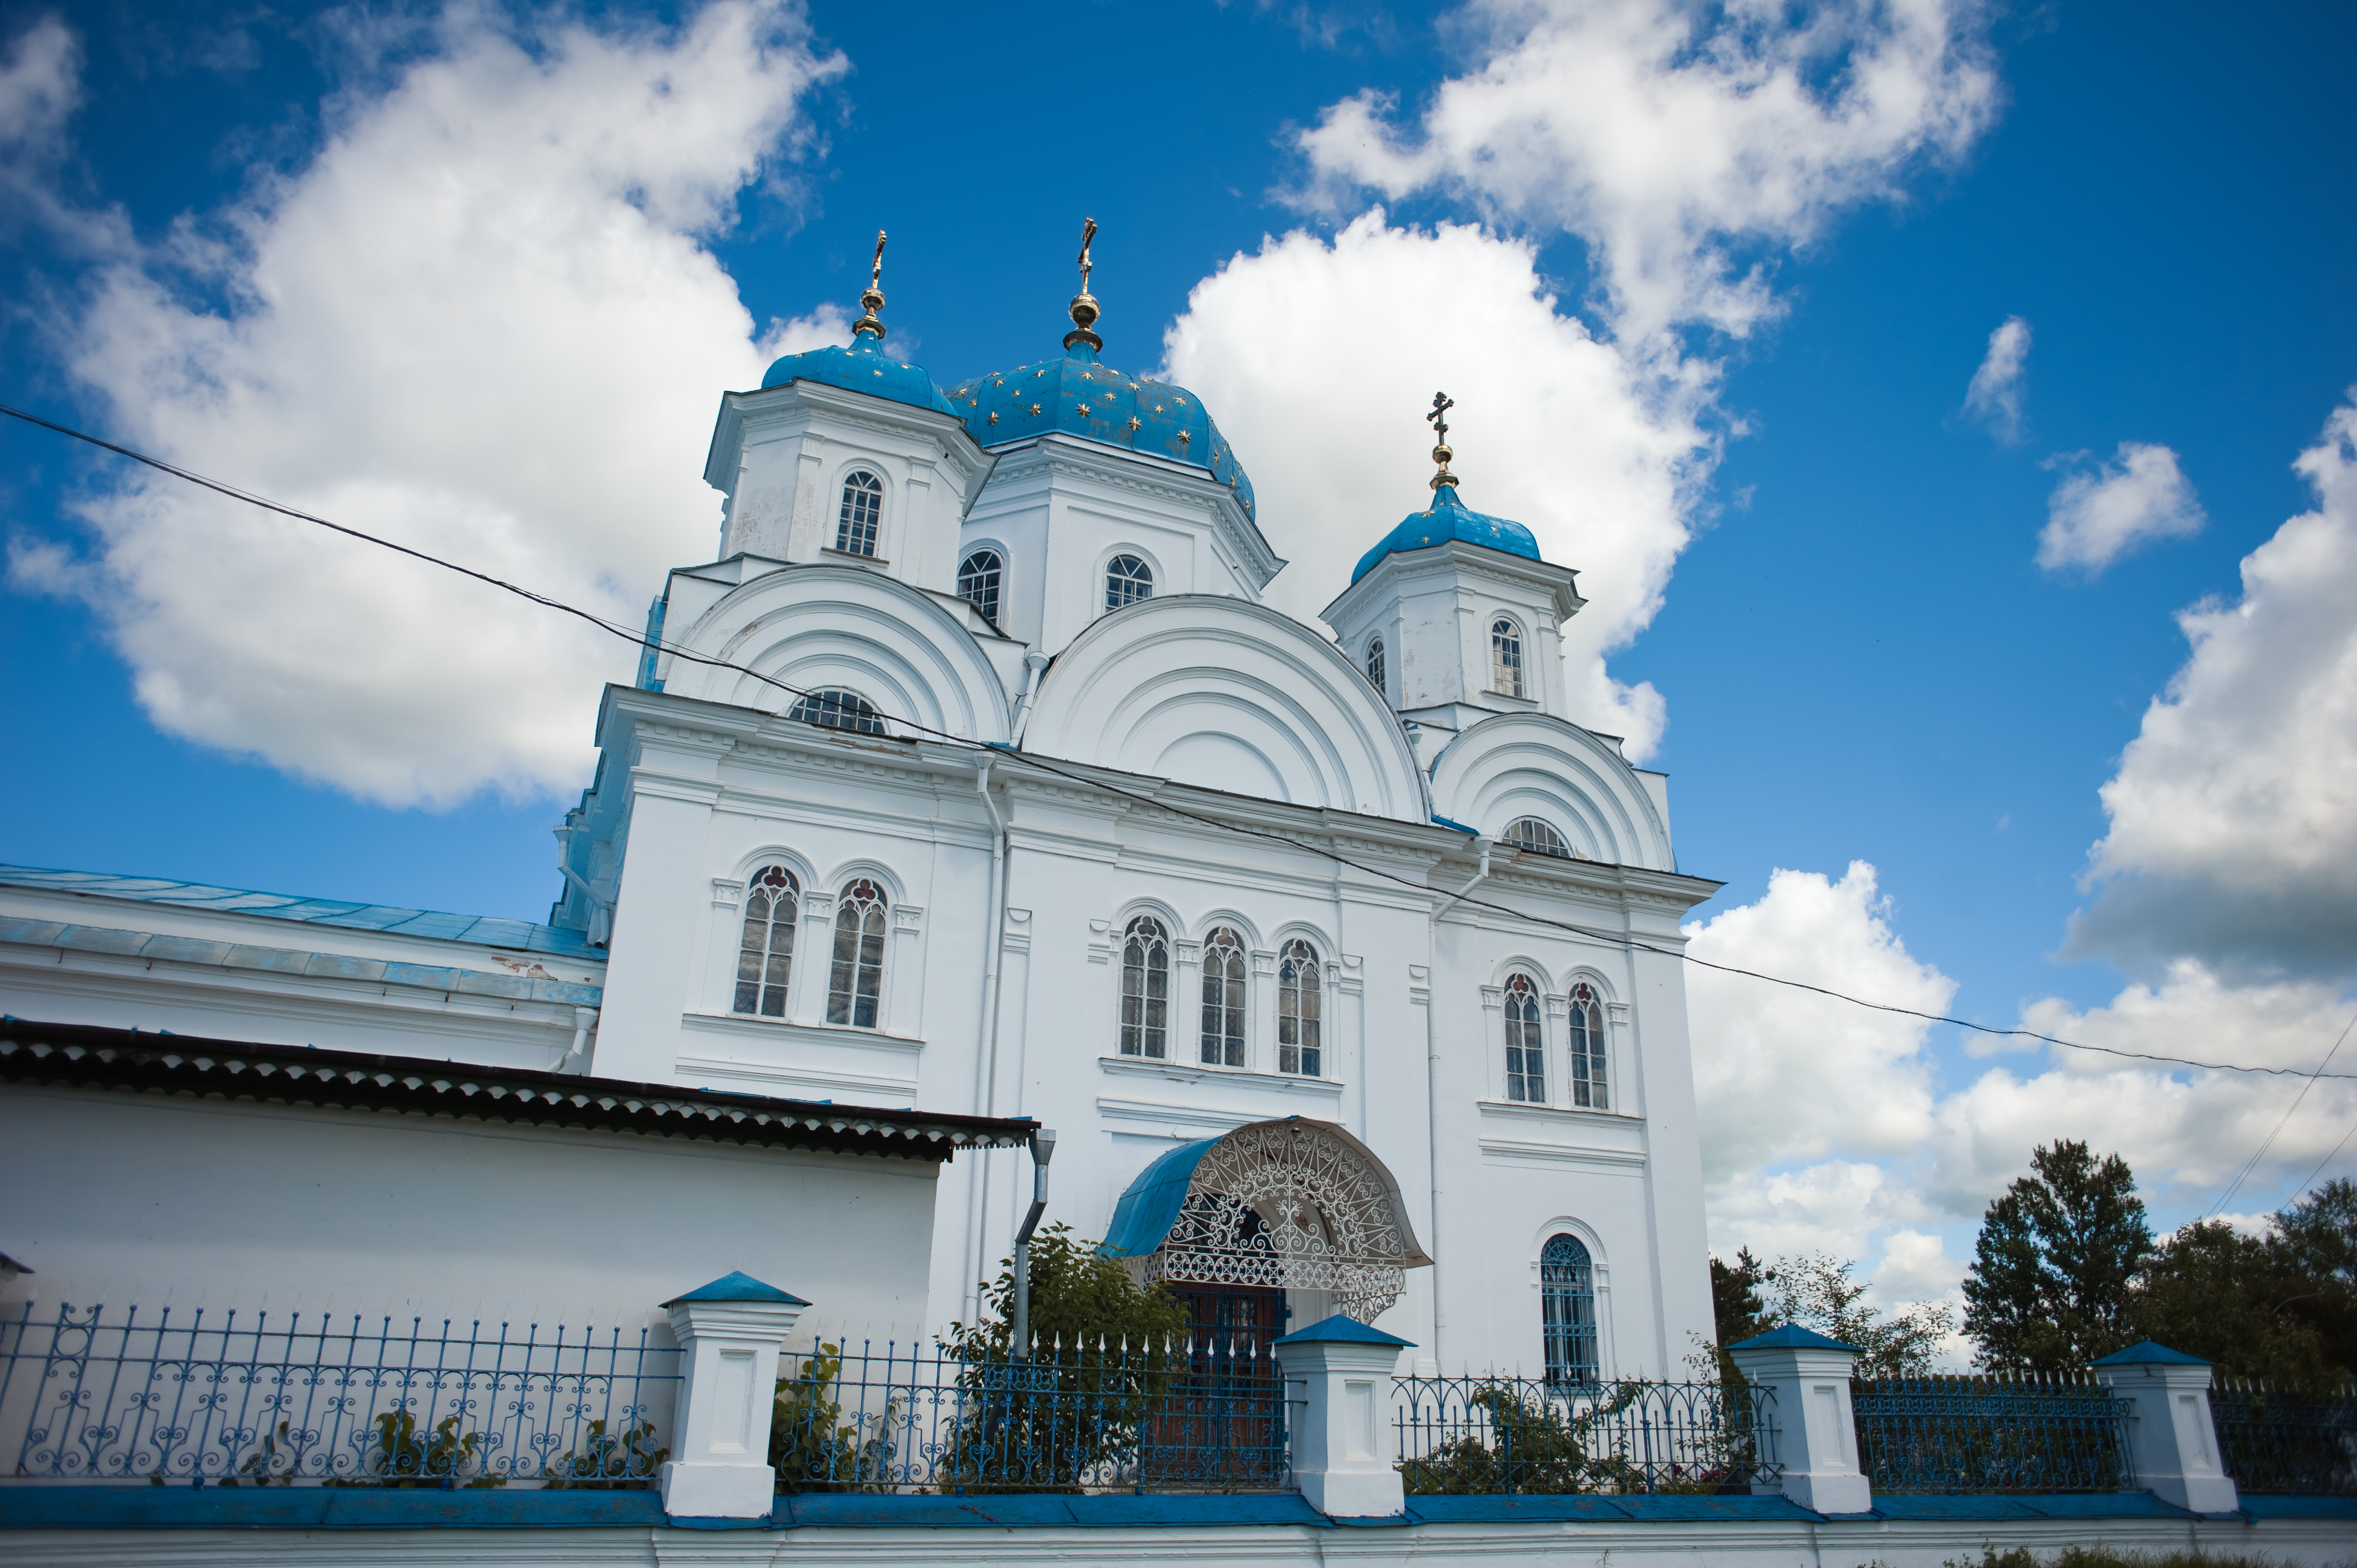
[1425,837,1490,1371]
[1009,648,1051,746]
[966,757,1012,1323]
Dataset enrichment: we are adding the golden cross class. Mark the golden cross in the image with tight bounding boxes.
[1425,390,1454,445]
[869,230,887,290]
[1077,216,1097,287]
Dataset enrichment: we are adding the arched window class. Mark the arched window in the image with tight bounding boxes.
[1120,916,1170,1059]
[733,865,799,1018]
[1278,938,1322,1076]
[1568,982,1608,1110]
[1491,617,1525,698]
[826,878,888,1028]
[1541,1234,1599,1388]
[1365,638,1386,693]
[1200,927,1247,1067]
[1502,817,1569,859]
[1504,973,1545,1103]
[957,548,1003,626]
[789,688,887,736]
[1105,553,1154,611]
[836,470,883,556]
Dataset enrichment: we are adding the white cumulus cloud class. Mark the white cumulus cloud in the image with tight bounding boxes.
[1963,314,2030,442]
[2036,441,2205,575]
[9,2,844,807]
[1290,0,2001,339]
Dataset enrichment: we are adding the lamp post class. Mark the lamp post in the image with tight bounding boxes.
[1009,1128,1057,1360]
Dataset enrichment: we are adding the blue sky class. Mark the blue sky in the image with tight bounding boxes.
[4,0,2354,1333]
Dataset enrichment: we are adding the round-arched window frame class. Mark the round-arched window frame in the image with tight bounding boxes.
[733,865,799,1018]
[1504,973,1545,1103]
[958,548,1003,626]
[1105,553,1155,611]
[1568,982,1608,1110]
[1490,616,1525,698]
[1541,1233,1599,1388]
[1120,916,1171,1059]
[836,470,883,556]
[1366,637,1386,693]
[1502,817,1570,859]
[827,878,888,1028]
[1278,938,1322,1077]
[1200,927,1247,1067]
[789,688,887,736]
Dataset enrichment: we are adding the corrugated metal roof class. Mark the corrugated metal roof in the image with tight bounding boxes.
[0,865,599,960]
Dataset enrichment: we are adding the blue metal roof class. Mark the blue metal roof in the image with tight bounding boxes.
[1275,1313,1414,1348]
[944,343,1257,520]
[0,866,602,961]
[2090,1339,2210,1367]
[761,336,955,416]
[1727,1324,1862,1353]
[1349,484,1543,584]
[665,1271,810,1307]
[1098,1136,1222,1259]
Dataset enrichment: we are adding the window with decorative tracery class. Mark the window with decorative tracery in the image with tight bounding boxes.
[826,878,888,1028]
[1504,974,1545,1103]
[1568,982,1608,1110]
[788,688,887,736]
[1491,616,1525,698]
[1200,927,1247,1067]
[836,470,883,556]
[1542,1233,1600,1388]
[1502,817,1569,859]
[957,548,1003,626]
[1366,638,1386,693]
[1120,916,1170,1059]
[1105,553,1154,611]
[1278,938,1322,1076]
[733,865,798,1018]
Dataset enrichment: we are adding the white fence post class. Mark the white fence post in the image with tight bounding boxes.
[1273,1313,1412,1519]
[658,1272,808,1519]
[2091,1341,2239,1514]
[1726,1324,1873,1515]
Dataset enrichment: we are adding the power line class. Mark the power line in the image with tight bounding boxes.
[2288,1120,2357,1201]
[2207,1007,2357,1217]
[11,398,2356,1087]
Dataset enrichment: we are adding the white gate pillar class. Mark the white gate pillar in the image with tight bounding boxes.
[1726,1324,1872,1516]
[1274,1314,1412,1520]
[2092,1341,2239,1514]
[660,1272,808,1520]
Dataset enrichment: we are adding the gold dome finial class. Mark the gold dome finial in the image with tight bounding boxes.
[1425,390,1459,492]
[1064,216,1103,352]
[852,230,888,341]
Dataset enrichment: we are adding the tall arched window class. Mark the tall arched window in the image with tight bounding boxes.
[1105,553,1154,611]
[1200,927,1247,1067]
[1504,973,1545,1102]
[956,548,1003,626]
[1502,817,1569,859]
[733,865,799,1018]
[1120,916,1170,1058]
[826,878,888,1028]
[1278,938,1322,1076]
[1541,1234,1600,1388]
[836,470,883,556]
[1365,638,1386,693]
[789,688,887,736]
[1568,982,1608,1110]
[1491,617,1525,698]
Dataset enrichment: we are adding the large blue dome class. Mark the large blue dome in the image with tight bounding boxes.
[944,344,1257,521]
[1350,485,1542,584]
[760,336,954,415]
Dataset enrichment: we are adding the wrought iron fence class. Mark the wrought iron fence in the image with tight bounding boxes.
[1393,1375,1780,1494]
[771,1333,1290,1493]
[2209,1378,2357,1495]
[0,1301,679,1486]
[1851,1371,2134,1493]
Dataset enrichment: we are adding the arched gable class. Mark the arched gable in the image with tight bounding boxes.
[1023,596,1428,822]
[1428,714,1674,871]
[661,565,1013,746]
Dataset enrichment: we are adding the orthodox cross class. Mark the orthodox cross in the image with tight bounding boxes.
[853,229,889,340]
[1077,216,1097,289]
[1425,391,1459,491]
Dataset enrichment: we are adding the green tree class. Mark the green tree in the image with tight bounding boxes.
[2126,1219,2330,1385]
[941,1223,1191,1358]
[1711,1247,1773,1349]
[1963,1139,2153,1371]
[1768,1254,1953,1378]
[2271,1177,2357,1374]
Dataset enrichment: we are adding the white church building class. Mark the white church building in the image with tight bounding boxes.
[0,250,1722,1388]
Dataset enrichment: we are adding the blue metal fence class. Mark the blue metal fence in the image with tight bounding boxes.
[1393,1375,1780,1494]
[2209,1378,2357,1495]
[771,1334,1290,1493]
[0,1302,679,1486]
[1850,1371,2134,1493]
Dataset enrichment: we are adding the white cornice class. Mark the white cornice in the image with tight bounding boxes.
[978,436,1284,589]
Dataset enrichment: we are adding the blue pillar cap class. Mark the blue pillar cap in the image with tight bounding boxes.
[1274,1313,1415,1348]
[2090,1340,2210,1367]
[1726,1323,1862,1354]
[663,1271,810,1308]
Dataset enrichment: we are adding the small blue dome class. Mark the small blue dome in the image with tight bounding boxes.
[761,334,954,415]
[944,344,1257,521]
[1349,485,1542,584]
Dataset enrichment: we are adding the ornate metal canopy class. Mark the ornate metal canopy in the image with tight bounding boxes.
[1102,1118,1432,1323]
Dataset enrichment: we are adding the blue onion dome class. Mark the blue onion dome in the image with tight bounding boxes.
[758,229,955,416]
[943,344,1257,521]
[1350,483,1542,584]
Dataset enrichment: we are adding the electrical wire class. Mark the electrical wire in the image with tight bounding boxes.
[11,397,2357,1087]
[2206,1007,2357,1218]
[2287,1120,2357,1201]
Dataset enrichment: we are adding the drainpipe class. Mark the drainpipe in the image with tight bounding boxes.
[555,1005,599,1074]
[1009,1128,1057,1360]
[967,757,1012,1322]
[1425,838,1490,1371]
[1010,648,1051,746]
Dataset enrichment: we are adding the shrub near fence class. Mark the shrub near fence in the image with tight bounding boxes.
[1393,1376,1779,1495]
[2208,1379,2357,1496]
[0,1302,678,1486]
[1850,1371,2134,1494]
